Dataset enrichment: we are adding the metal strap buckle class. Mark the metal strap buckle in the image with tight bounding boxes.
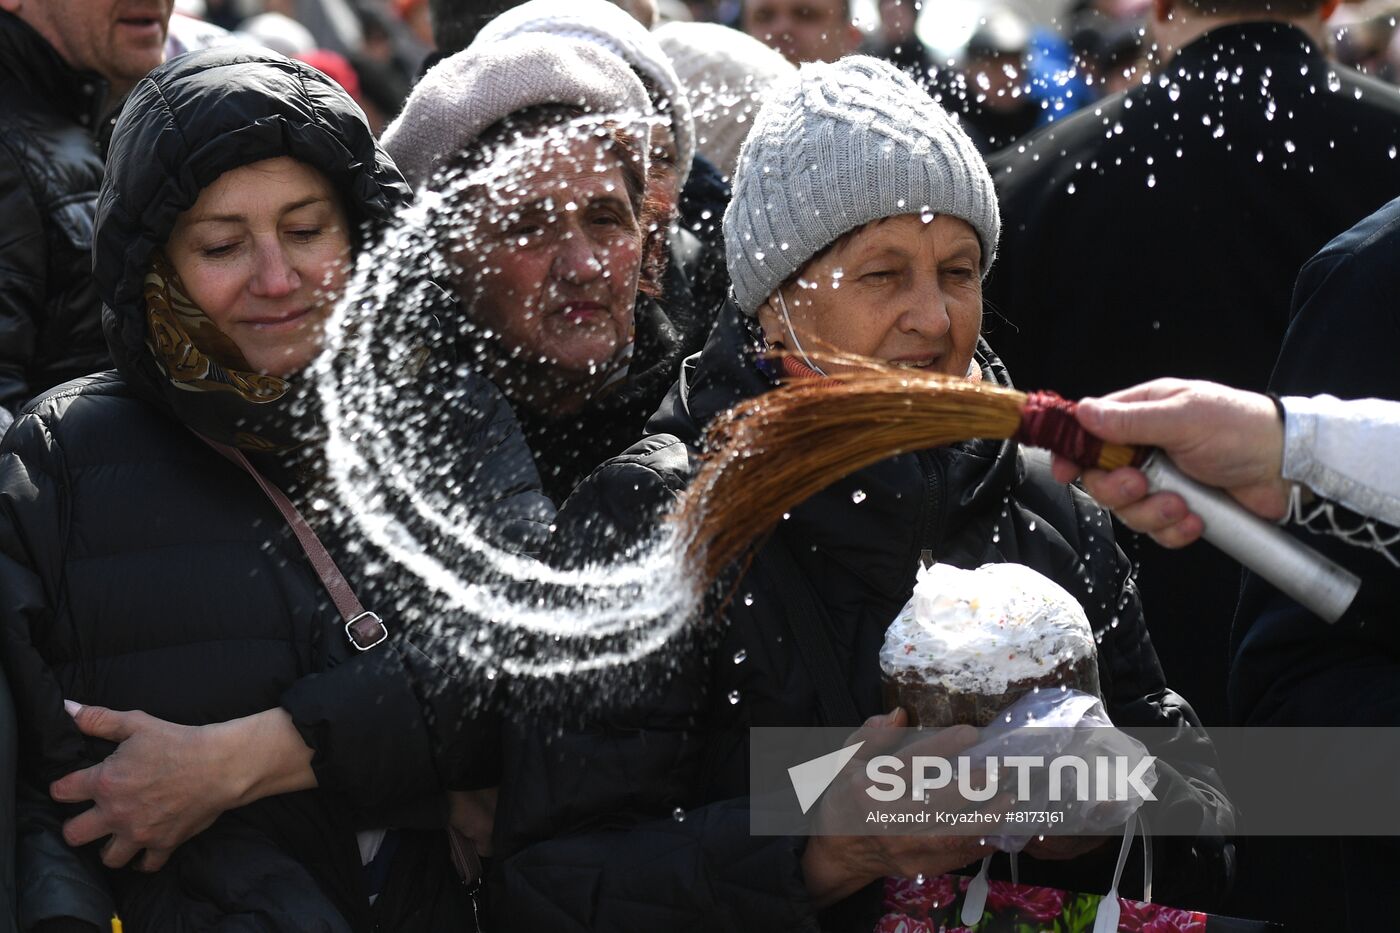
[345,611,388,651]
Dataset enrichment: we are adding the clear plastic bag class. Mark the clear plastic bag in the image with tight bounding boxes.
[957,688,1158,851]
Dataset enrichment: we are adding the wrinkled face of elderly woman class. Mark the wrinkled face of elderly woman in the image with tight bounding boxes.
[450,130,644,410]
[756,213,984,378]
[164,156,351,377]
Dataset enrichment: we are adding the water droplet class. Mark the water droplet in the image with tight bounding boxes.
[1146,174,1156,188]
[1389,145,1397,159]
[727,689,741,705]
[915,873,926,885]
[743,592,755,606]
[1284,140,1296,153]
[851,489,867,504]
[1066,182,1076,194]
[733,649,748,664]
[672,807,686,821]
[1027,521,1037,531]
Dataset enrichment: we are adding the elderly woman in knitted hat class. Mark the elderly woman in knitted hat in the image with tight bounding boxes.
[490,56,1234,929]
[382,29,710,502]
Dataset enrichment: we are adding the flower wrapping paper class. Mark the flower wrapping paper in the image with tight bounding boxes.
[879,874,1212,932]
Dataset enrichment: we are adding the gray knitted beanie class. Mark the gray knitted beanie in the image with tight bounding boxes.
[380,34,650,192]
[470,0,695,187]
[723,55,1001,317]
[654,21,794,182]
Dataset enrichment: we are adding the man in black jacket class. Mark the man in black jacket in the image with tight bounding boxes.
[0,0,173,424]
[982,0,1400,732]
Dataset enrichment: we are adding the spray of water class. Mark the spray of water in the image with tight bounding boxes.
[314,112,702,688]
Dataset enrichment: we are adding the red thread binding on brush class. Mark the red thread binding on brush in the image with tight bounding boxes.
[1014,391,1105,468]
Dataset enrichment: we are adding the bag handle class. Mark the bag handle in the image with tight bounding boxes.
[196,434,388,651]
[195,434,486,891]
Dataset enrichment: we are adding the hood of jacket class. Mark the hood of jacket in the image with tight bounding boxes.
[648,300,1026,597]
[93,48,412,445]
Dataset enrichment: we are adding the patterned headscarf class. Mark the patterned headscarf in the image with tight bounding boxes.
[143,254,310,452]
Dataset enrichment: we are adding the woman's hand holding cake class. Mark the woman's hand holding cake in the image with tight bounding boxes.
[800,709,1002,906]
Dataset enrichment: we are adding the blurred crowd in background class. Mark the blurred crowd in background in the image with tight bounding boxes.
[164,0,1400,149]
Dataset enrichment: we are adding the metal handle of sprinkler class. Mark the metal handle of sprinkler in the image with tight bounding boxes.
[1139,451,1361,624]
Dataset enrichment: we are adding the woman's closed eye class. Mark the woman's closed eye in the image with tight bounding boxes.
[199,241,240,259]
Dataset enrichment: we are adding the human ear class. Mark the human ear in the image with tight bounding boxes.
[755,298,783,347]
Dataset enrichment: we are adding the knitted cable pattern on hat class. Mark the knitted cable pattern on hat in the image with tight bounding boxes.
[654,21,794,182]
[722,55,1001,318]
[470,0,694,186]
[380,33,650,192]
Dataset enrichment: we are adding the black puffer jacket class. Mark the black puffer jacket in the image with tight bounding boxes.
[490,304,1236,931]
[0,49,550,931]
[0,12,111,419]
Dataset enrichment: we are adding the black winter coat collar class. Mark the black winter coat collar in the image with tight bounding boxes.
[1170,20,1321,70]
[0,12,106,131]
[647,301,1025,598]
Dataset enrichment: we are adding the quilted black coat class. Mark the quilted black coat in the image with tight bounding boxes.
[0,12,112,420]
[490,304,1236,931]
[0,49,550,931]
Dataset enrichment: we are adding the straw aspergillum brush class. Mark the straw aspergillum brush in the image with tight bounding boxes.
[671,353,1358,623]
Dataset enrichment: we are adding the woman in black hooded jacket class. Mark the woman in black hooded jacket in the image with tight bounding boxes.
[0,49,550,931]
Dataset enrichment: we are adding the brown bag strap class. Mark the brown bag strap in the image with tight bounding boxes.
[197,434,388,651]
[196,435,490,891]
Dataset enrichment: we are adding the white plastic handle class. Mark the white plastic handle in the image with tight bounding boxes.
[1140,452,1361,623]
